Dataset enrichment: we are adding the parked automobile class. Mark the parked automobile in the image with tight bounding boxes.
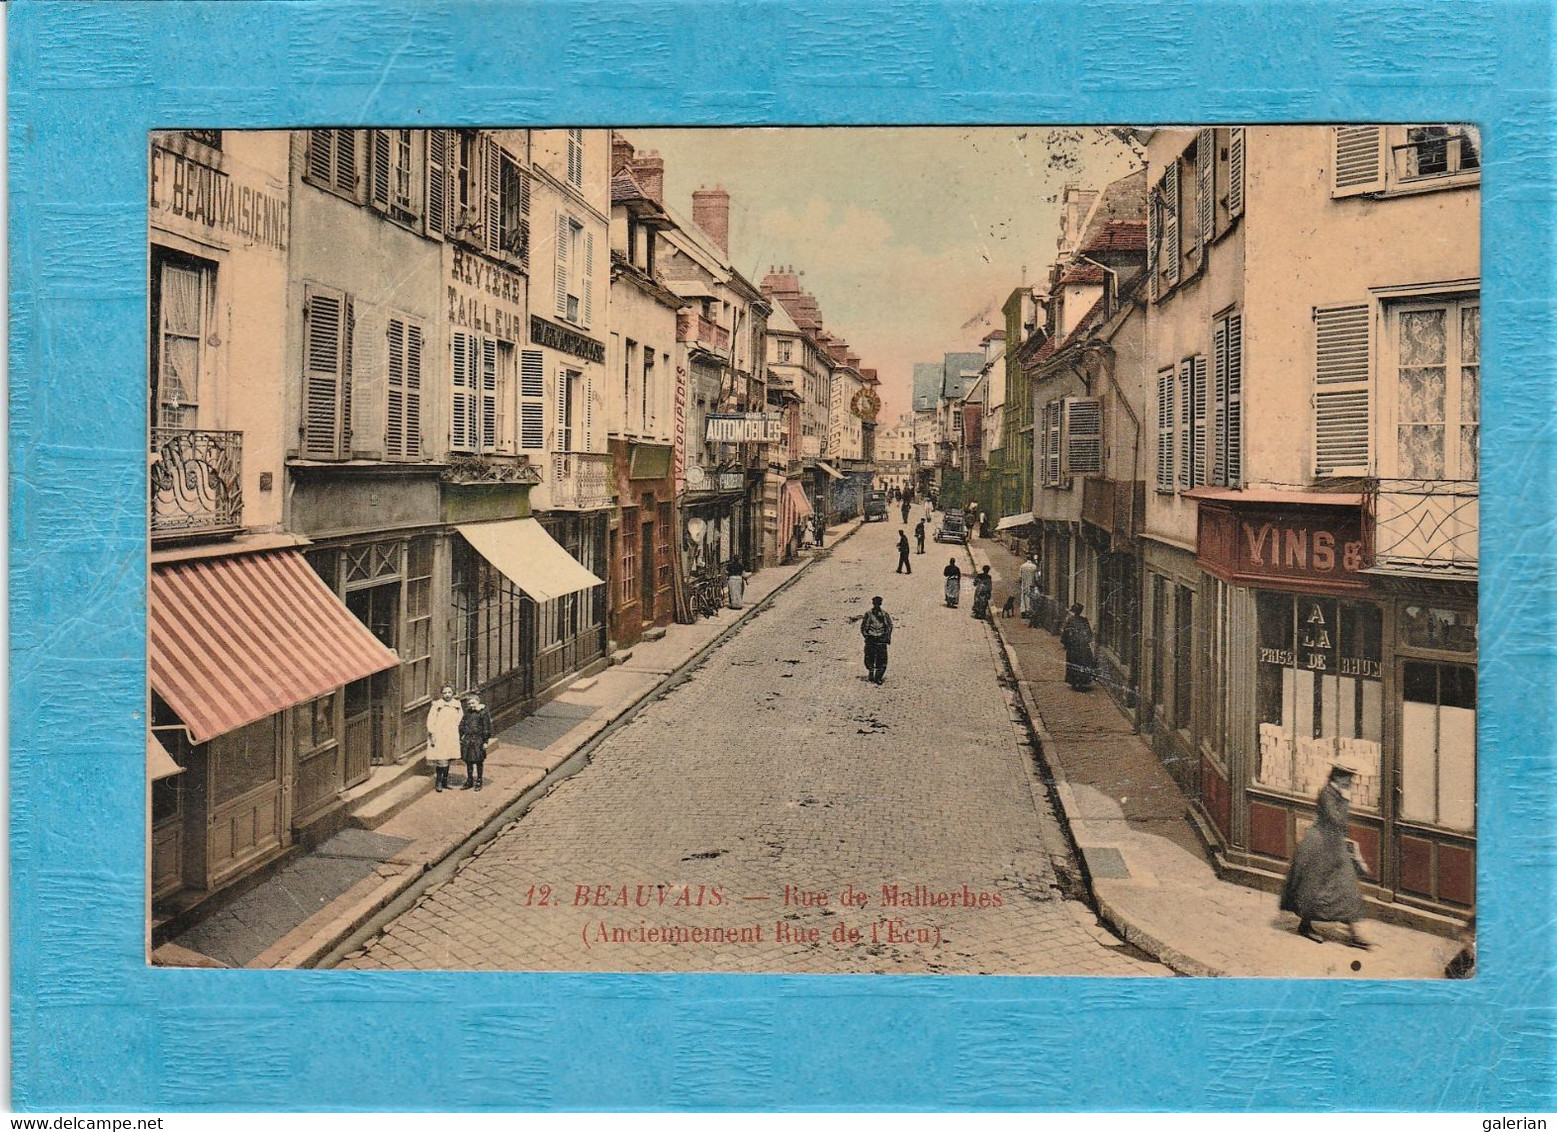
[863,491,888,522]
[934,512,968,543]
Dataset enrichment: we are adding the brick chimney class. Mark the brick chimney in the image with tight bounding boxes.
[611,134,635,175]
[631,150,664,205]
[692,185,730,255]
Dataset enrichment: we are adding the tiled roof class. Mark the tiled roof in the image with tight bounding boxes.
[1081,220,1147,254]
[1058,262,1106,285]
[611,172,649,204]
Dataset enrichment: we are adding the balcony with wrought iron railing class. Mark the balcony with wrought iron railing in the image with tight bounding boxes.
[1366,479,1478,578]
[150,428,243,541]
[549,451,615,511]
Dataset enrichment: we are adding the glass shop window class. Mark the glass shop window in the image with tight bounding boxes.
[1400,661,1476,833]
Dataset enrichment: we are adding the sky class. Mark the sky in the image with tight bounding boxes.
[626,127,1144,422]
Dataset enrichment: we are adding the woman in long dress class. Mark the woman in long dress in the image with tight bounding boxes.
[1059,603,1097,691]
[1280,766,1371,948]
[943,558,962,607]
[971,565,993,619]
[726,558,747,609]
[425,684,464,793]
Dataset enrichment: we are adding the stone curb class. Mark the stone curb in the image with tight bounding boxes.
[964,540,1221,979]
[249,518,865,969]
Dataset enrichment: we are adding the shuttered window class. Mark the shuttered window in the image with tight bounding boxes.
[1333,126,1385,197]
[567,128,584,188]
[1191,354,1209,488]
[483,136,503,255]
[555,213,572,320]
[1044,400,1062,486]
[451,331,509,453]
[1314,303,1372,475]
[451,331,478,452]
[369,129,416,219]
[306,130,358,196]
[1196,128,1215,253]
[1228,127,1245,218]
[1156,367,1176,492]
[302,285,353,459]
[480,336,500,451]
[520,350,546,450]
[1212,311,1243,487]
[1177,359,1192,487]
[499,152,530,264]
[1162,160,1181,289]
[426,129,452,236]
[558,368,576,453]
[582,230,595,328]
[1063,397,1103,476]
[1147,174,1160,301]
[385,317,424,459]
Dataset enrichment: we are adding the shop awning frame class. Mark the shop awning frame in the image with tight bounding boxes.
[785,480,814,518]
[995,512,1036,531]
[457,517,605,604]
[149,549,401,745]
[814,460,845,481]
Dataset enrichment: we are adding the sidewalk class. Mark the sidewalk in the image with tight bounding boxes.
[158,519,865,969]
[966,535,1464,979]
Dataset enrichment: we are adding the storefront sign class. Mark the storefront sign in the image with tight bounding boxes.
[150,144,287,251]
[1198,503,1367,593]
[705,413,783,443]
[673,366,688,493]
[530,316,605,364]
[448,247,525,340]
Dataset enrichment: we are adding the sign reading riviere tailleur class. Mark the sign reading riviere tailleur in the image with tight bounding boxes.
[1197,503,1367,592]
[530,315,605,363]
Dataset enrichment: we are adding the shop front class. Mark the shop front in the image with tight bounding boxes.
[1192,492,1474,928]
[608,440,677,647]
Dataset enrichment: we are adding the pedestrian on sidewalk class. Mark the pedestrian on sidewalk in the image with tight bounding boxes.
[896,531,913,574]
[1018,554,1040,621]
[943,558,962,607]
[900,498,911,524]
[726,558,747,609]
[426,684,464,793]
[860,596,894,684]
[1060,603,1097,691]
[459,693,493,791]
[914,518,926,554]
[971,564,993,619]
[1280,765,1372,949]
[813,514,826,548]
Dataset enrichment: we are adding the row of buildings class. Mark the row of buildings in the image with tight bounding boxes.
[147,128,878,920]
[914,125,1479,931]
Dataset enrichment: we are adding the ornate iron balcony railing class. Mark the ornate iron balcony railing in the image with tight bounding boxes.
[150,427,243,539]
[1366,478,1478,576]
[549,451,614,511]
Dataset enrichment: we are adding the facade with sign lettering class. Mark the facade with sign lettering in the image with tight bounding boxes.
[1133,126,1478,927]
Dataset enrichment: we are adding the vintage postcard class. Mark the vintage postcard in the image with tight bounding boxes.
[146,124,1477,981]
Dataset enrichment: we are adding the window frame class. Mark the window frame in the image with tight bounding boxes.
[151,247,218,431]
[305,129,360,200]
[1380,291,1480,482]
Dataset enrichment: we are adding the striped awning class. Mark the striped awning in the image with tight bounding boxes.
[149,549,400,745]
[785,480,814,519]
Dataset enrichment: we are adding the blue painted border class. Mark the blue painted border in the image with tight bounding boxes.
[9,0,1554,1111]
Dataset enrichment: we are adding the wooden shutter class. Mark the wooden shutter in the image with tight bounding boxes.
[302,285,346,459]
[1228,127,1246,218]
[1063,396,1103,476]
[426,129,449,236]
[557,368,572,452]
[1333,126,1385,197]
[480,335,498,451]
[1147,176,1160,301]
[1192,354,1209,487]
[516,165,531,266]
[1045,400,1062,486]
[484,136,502,254]
[1212,319,1229,485]
[451,331,478,451]
[1163,161,1180,289]
[582,230,595,327]
[405,323,423,457]
[307,129,334,185]
[333,130,357,195]
[568,128,583,186]
[1197,129,1215,253]
[555,214,570,319]
[1178,359,1192,487]
[583,367,595,449]
[1224,314,1242,486]
[520,349,545,450]
[386,317,407,457]
[1314,304,1372,475]
[1156,367,1175,491]
[369,129,392,210]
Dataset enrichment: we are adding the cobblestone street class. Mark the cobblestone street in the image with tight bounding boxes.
[339,520,1165,975]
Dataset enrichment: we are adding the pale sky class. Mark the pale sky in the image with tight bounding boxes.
[626,127,1143,422]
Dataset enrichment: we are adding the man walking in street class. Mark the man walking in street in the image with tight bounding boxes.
[860,595,894,684]
[914,518,926,555]
[1018,554,1039,621]
[813,514,826,548]
[900,498,911,524]
[896,530,913,574]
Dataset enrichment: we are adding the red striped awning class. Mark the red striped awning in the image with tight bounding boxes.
[149,549,400,744]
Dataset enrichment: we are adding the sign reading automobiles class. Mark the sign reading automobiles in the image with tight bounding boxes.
[705,412,783,444]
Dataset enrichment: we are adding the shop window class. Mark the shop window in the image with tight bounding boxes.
[1400,603,1477,652]
[292,692,339,757]
[657,502,673,588]
[1172,585,1195,730]
[452,541,524,693]
[210,717,280,804]
[1400,661,1476,833]
[151,773,182,826]
[403,539,433,705]
[1254,594,1383,806]
[619,507,639,606]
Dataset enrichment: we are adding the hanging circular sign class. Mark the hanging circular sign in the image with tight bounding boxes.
[685,464,708,488]
[851,387,881,422]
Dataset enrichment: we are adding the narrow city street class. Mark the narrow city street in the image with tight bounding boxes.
[338,519,1165,975]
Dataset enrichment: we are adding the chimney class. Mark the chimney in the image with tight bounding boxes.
[692,185,730,255]
[611,135,635,175]
[631,150,664,205]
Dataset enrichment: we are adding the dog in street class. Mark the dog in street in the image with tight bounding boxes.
[999,595,1017,618]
